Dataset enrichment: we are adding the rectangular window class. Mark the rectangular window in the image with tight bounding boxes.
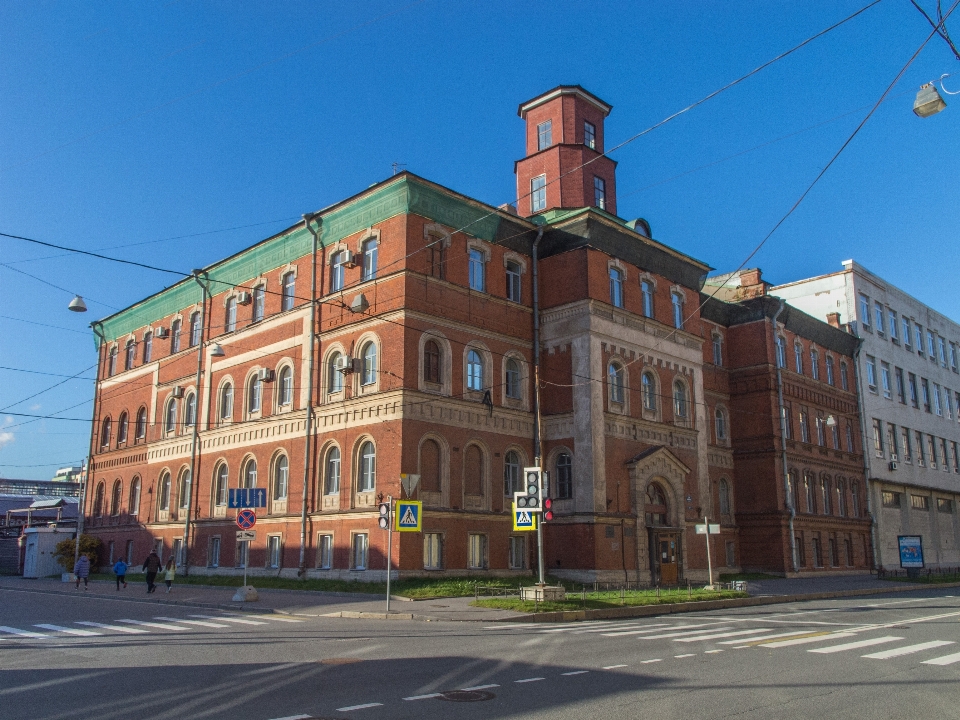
[951,342,958,372]
[725,541,736,567]
[946,388,953,419]
[781,404,792,440]
[874,302,885,333]
[208,537,220,568]
[252,286,265,323]
[881,362,891,399]
[887,422,898,459]
[811,351,820,380]
[956,391,960,420]
[882,491,901,508]
[330,251,345,292]
[872,418,884,456]
[826,356,835,385]
[927,331,936,359]
[901,427,913,462]
[889,310,898,341]
[908,373,919,407]
[800,409,810,443]
[712,336,723,366]
[795,536,806,567]
[831,422,840,449]
[317,534,333,569]
[816,414,826,446]
[505,261,522,303]
[468,248,486,292]
[911,494,930,511]
[942,438,950,471]
[795,344,804,374]
[640,280,654,318]
[423,533,442,570]
[922,378,932,412]
[108,541,115,565]
[467,533,487,569]
[537,120,552,151]
[672,293,684,330]
[584,121,596,149]
[143,333,152,363]
[916,431,926,466]
[903,317,912,348]
[530,174,546,213]
[840,361,849,390]
[939,337,947,366]
[954,442,960,473]
[281,272,296,311]
[859,294,870,326]
[352,533,368,570]
[428,241,446,280]
[593,176,606,210]
[812,538,823,567]
[225,298,237,333]
[934,383,943,415]
[916,324,925,355]
[938,498,954,513]
[865,355,877,391]
[895,367,906,403]
[508,536,526,569]
[609,268,624,308]
[929,434,939,468]
[267,536,281,568]
[126,540,134,565]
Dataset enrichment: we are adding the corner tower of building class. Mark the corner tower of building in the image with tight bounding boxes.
[514,85,617,218]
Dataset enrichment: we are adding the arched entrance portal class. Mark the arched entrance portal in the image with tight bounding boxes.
[646,482,680,584]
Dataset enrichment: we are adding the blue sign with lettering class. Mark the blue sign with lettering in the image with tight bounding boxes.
[229,488,267,509]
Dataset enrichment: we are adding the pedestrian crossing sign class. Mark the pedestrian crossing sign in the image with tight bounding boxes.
[512,503,538,531]
[395,500,422,532]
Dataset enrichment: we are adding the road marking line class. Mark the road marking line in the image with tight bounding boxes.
[674,628,772,643]
[732,646,751,649]
[674,654,696,658]
[266,715,313,720]
[759,632,856,648]
[641,659,662,664]
[191,614,267,625]
[0,626,49,638]
[847,609,960,634]
[639,626,734,640]
[118,619,190,631]
[922,651,960,666]
[231,614,302,623]
[719,630,823,645]
[541,622,624,633]
[600,623,676,637]
[33,624,100,636]
[483,623,543,629]
[863,640,955,659]
[335,703,383,712]
[602,664,628,669]
[403,693,443,701]
[573,624,652,634]
[514,677,545,683]
[154,617,227,628]
[704,650,724,654]
[561,671,589,676]
[809,636,903,654]
[75,622,148,634]
[460,684,499,691]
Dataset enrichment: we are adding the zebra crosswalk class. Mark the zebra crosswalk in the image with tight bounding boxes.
[0,612,301,641]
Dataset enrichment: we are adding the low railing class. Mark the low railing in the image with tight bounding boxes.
[877,566,960,581]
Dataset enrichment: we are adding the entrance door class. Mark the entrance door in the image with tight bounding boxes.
[23,534,38,578]
[656,533,679,585]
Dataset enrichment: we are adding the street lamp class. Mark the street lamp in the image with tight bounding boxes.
[68,296,87,312]
[914,74,958,118]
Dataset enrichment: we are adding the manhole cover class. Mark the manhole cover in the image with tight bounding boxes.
[436,690,496,702]
[319,658,362,665]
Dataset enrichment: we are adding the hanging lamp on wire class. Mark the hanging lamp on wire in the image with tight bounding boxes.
[914,74,958,117]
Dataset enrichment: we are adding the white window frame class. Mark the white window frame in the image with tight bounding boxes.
[537,120,552,150]
[423,533,443,570]
[351,533,368,570]
[317,533,333,569]
[530,174,546,213]
[467,533,487,570]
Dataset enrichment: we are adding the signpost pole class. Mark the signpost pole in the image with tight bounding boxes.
[704,516,714,589]
[386,495,393,613]
[243,541,248,588]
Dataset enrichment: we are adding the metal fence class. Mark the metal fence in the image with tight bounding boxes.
[877,566,960,581]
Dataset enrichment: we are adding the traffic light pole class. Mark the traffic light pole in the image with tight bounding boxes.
[386,495,393,613]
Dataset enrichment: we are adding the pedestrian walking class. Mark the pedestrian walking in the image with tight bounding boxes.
[142,551,162,593]
[73,554,90,591]
[113,558,128,590]
[163,556,176,593]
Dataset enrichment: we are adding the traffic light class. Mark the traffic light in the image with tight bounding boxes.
[516,467,543,512]
[543,497,554,521]
[378,502,390,529]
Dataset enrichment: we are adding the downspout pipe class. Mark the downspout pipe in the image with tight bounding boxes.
[299,213,322,577]
[532,226,545,585]
[182,270,210,575]
[75,321,105,573]
[851,336,879,571]
[772,299,798,574]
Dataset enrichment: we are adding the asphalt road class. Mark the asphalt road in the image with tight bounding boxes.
[2,585,959,720]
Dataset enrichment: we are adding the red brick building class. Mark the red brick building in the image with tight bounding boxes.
[83,86,869,582]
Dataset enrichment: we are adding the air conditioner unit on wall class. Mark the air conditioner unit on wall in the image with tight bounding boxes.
[172,386,184,398]
[350,358,363,374]
[337,357,355,374]
[257,368,274,382]
[237,291,252,305]
[154,326,168,338]
[342,251,356,268]
[888,461,898,471]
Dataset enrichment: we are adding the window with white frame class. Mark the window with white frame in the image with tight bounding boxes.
[503,451,521,496]
[125,339,135,370]
[324,446,341,495]
[889,309,898,340]
[423,533,442,569]
[281,271,296,311]
[468,248,486,292]
[916,323,925,354]
[641,371,656,411]
[100,418,112,450]
[673,380,688,418]
[171,319,182,353]
[715,407,727,442]
[934,383,943,415]
[278,366,293,407]
[874,302,885,333]
[317,534,333,569]
[794,343,804,374]
[531,175,546,213]
[555,452,572,499]
[584,121,596,149]
[951,342,958,372]
[247,375,262,413]
[467,349,484,391]
[361,238,378,282]
[776,336,787,368]
[225,297,237,332]
[671,292,684,329]
[826,355,835,385]
[214,464,228,507]
[939,337,948,367]
[361,341,377,386]
[184,392,197,429]
[641,279,654,318]
[352,533,368,570]
[505,260,522,302]
[267,535,281,569]
[358,441,376,492]
[190,311,202,347]
[219,382,233,422]
[242,458,257,489]
[609,267,624,308]
[608,362,625,404]
[712,335,723,366]
[143,332,153,363]
[881,362,891,398]
[537,120,552,150]
[330,251,346,292]
[859,294,870,325]
[467,533,487,569]
[328,352,345,393]
[252,285,265,323]
[903,317,912,347]
[927,330,936,359]
[509,536,526,569]
[273,455,288,501]
[108,346,117,376]
[810,349,819,379]
[865,355,877,391]
[164,398,177,435]
[872,418,884,456]
[594,176,606,209]
[236,539,248,568]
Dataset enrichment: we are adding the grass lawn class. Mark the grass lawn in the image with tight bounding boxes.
[472,588,749,613]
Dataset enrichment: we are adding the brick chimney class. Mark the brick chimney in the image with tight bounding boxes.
[514,86,617,218]
[826,312,841,328]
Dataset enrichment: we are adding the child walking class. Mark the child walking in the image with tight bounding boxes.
[113,558,128,590]
[163,556,176,593]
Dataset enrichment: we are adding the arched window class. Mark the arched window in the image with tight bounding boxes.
[810,348,820,380]
[503,450,521,496]
[776,336,787,368]
[645,483,668,526]
[273,455,288,501]
[241,458,257,488]
[505,358,522,400]
[135,407,147,442]
[110,480,122,516]
[171,319,182,353]
[100,418,112,450]
[184,392,197,430]
[330,250,346,292]
[840,361,850,390]
[225,297,237,332]
[359,441,376,492]
[220,382,233,422]
[420,439,441,494]
[158,472,171,511]
[464,445,483,496]
[214,464,228,507]
[328,352,345,393]
[124,339,135,370]
[189,311,202,347]
[826,355,836,385]
[556,452,572,499]
[794,343,804,374]
[788,469,800,511]
[719,479,731,515]
[248,375,262,413]
[641,371,656,411]
[608,362,625,404]
[129,476,141,517]
[278,366,293,407]
[671,292,684,329]
[324,447,341,495]
[836,477,848,517]
[143,331,153,363]
[251,285,265,323]
[178,468,191,509]
[715,407,727,442]
[609,267,624,308]
[424,340,441,384]
[467,350,484,391]
[820,477,832,515]
[505,260,522,302]
[673,380,688,418]
[93,482,105,517]
[281,271,296,312]
[117,412,128,446]
[361,238,378,281]
[108,346,118,377]
[164,398,177,434]
[804,472,816,513]
[361,342,377,386]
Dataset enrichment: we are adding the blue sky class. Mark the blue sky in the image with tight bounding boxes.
[2,1,958,478]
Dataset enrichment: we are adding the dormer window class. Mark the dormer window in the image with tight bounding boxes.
[537,120,552,151]
[584,121,596,149]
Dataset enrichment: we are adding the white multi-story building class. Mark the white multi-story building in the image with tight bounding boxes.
[774,260,960,570]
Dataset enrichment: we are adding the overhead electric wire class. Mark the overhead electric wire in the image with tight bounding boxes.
[0,262,117,310]
[0,314,94,336]
[0,365,96,379]
[0,363,99,413]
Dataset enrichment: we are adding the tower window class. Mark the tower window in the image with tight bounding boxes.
[537,120,552,151]
[584,121,596,149]
[594,177,606,210]
[531,175,546,213]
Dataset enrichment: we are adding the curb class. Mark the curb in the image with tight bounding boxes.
[321,610,442,622]
[0,584,277,614]
[506,580,960,623]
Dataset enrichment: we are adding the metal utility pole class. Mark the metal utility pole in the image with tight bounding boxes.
[299,214,322,577]
[386,495,393,612]
[74,322,105,573]
[531,226,545,586]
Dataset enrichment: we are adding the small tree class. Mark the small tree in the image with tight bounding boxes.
[54,535,102,572]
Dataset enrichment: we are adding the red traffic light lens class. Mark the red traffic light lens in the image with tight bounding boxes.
[545,510,554,521]
[544,498,552,510]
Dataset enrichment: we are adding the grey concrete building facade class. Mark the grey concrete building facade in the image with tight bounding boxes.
[774,260,960,570]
